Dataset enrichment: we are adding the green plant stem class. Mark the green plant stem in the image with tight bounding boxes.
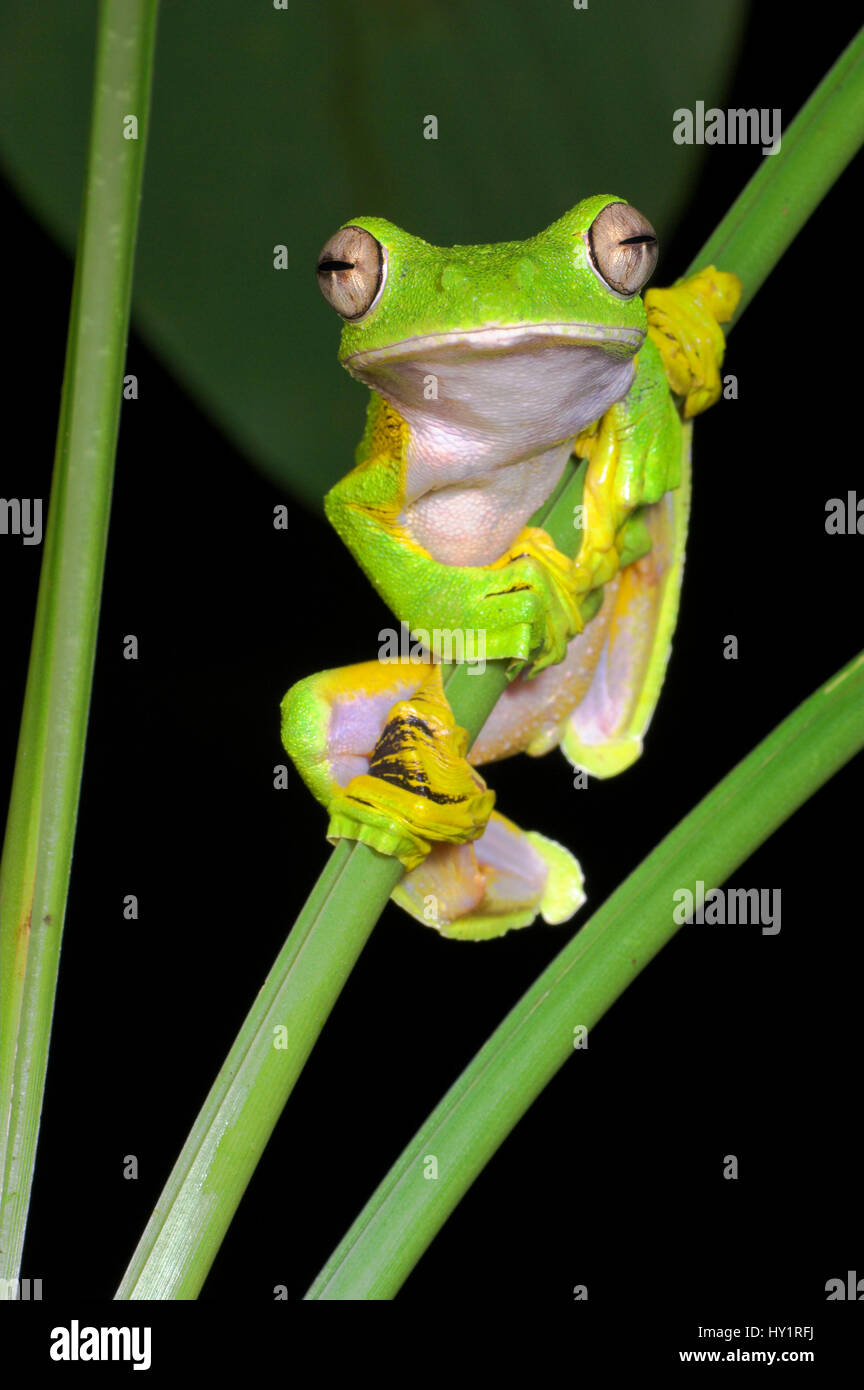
[0,0,160,1293]
[690,24,864,321]
[308,651,864,1299]
[116,26,864,1300]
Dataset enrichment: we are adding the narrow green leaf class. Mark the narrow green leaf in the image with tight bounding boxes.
[690,25,864,321]
[0,0,749,502]
[0,0,160,1293]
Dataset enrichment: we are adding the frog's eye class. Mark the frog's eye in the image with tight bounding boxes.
[316,226,385,320]
[587,203,658,296]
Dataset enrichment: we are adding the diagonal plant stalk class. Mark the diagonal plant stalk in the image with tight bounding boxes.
[307,649,864,1298]
[116,27,864,1300]
[0,0,160,1293]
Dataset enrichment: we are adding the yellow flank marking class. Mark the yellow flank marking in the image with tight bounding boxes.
[571,409,632,600]
[370,399,409,463]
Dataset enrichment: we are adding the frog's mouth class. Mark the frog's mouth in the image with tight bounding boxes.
[346,320,644,372]
[345,320,644,471]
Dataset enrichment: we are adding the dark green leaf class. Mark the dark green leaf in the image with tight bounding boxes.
[0,0,748,505]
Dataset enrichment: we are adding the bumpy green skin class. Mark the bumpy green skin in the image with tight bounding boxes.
[334,197,647,364]
[603,333,683,504]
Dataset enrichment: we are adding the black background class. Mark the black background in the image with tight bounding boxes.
[0,0,861,1354]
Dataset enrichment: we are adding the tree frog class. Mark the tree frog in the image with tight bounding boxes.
[282,196,739,939]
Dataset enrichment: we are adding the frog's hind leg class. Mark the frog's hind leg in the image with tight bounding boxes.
[281,658,426,808]
[282,658,494,869]
[281,658,585,937]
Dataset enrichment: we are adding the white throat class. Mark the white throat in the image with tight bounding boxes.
[348,324,641,567]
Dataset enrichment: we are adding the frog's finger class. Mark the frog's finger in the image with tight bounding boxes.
[391,810,585,940]
[561,427,691,777]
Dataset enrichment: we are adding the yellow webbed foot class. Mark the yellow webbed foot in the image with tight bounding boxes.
[644,267,742,418]
[326,663,494,870]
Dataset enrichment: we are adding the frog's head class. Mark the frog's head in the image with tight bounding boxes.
[315,197,659,454]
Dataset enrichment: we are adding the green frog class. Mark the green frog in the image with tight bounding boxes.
[282,196,739,938]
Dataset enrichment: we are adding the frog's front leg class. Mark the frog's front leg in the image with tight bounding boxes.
[324,398,582,673]
[281,659,584,936]
[569,264,740,596]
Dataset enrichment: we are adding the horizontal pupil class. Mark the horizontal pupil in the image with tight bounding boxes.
[618,235,655,246]
[318,259,355,271]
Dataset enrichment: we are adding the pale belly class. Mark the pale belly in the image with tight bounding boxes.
[403,440,574,566]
